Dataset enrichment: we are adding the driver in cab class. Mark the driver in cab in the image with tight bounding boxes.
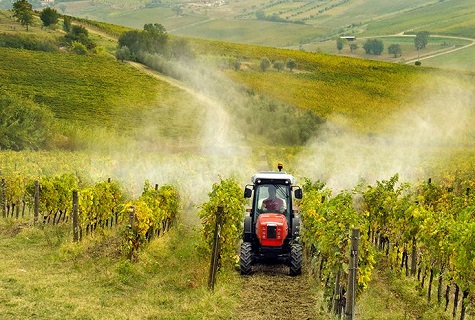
[261,185,286,213]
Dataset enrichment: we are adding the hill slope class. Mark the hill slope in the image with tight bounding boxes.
[1,12,475,320]
[54,0,475,44]
[2,11,475,149]
[47,0,475,71]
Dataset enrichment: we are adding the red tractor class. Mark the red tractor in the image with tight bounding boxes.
[240,165,303,276]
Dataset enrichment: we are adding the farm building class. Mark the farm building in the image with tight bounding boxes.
[340,36,356,41]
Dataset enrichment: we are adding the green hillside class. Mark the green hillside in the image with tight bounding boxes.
[361,0,475,38]
[1,9,475,149]
[53,0,475,43]
[2,8,475,320]
[45,0,475,71]
[1,47,207,148]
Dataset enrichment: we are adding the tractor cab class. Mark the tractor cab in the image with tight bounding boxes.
[240,165,303,276]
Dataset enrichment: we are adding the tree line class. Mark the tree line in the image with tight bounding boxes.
[9,0,97,55]
[336,31,431,59]
[115,23,194,64]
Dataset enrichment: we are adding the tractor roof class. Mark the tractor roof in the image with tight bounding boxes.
[251,172,296,185]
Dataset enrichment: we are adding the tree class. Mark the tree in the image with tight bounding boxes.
[388,43,402,57]
[64,25,95,50]
[273,60,284,72]
[286,58,296,72]
[363,40,372,54]
[349,43,358,52]
[256,10,266,20]
[71,41,87,55]
[143,23,168,54]
[143,23,167,37]
[63,15,72,32]
[12,0,34,31]
[231,58,241,71]
[172,5,183,16]
[118,23,168,58]
[414,31,430,50]
[336,38,345,53]
[170,38,194,61]
[260,57,271,71]
[115,46,131,62]
[363,39,384,55]
[372,39,384,55]
[40,7,59,27]
[0,94,57,150]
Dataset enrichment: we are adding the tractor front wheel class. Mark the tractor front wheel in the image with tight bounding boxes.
[240,242,253,275]
[289,243,302,276]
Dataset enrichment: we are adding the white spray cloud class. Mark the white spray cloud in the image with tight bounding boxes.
[87,59,256,212]
[295,74,475,191]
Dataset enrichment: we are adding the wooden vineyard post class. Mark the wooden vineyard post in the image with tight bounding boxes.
[72,190,79,242]
[332,269,342,316]
[1,178,5,218]
[34,180,39,224]
[411,236,417,276]
[208,206,223,292]
[345,228,360,320]
[128,206,136,261]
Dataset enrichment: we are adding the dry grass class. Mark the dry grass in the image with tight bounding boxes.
[0,219,241,319]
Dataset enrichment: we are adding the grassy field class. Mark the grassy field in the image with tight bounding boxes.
[170,19,328,47]
[361,0,475,38]
[0,219,242,320]
[0,45,206,149]
[51,0,475,71]
[2,8,475,143]
[298,35,475,70]
[58,0,475,40]
[301,0,436,28]
[421,44,475,71]
[356,254,457,320]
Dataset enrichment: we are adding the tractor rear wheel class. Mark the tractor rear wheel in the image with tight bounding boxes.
[240,242,253,275]
[289,243,302,276]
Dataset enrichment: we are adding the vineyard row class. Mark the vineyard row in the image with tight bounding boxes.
[300,174,475,320]
[0,173,180,259]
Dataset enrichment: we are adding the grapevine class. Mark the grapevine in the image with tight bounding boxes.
[198,177,245,268]
[121,181,180,260]
[300,178,375,308]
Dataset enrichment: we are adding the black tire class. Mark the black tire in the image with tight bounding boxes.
[291,217,300,239]
[289,243,302,276]
[240,242,253,275]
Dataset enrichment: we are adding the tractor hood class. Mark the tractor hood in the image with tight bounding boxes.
[256,213,288,247]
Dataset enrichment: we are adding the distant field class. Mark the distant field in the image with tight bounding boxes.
[302,0,435,28]
[171,19,328,47]
[421,44,475,71]
[82,7,192,31]
[296,35,474,70]
[57,0,475,71]
[362,0,475,38]
[59,0,475,40]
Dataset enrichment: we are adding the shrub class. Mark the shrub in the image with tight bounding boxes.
[0,94,58,150]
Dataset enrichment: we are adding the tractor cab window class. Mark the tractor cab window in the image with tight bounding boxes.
[255,184,289,215]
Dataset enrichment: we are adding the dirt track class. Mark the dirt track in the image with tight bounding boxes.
[234,263,318,320]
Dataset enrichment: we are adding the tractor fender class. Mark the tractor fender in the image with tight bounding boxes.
[243,214,252,242]
[291,216,301,239]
